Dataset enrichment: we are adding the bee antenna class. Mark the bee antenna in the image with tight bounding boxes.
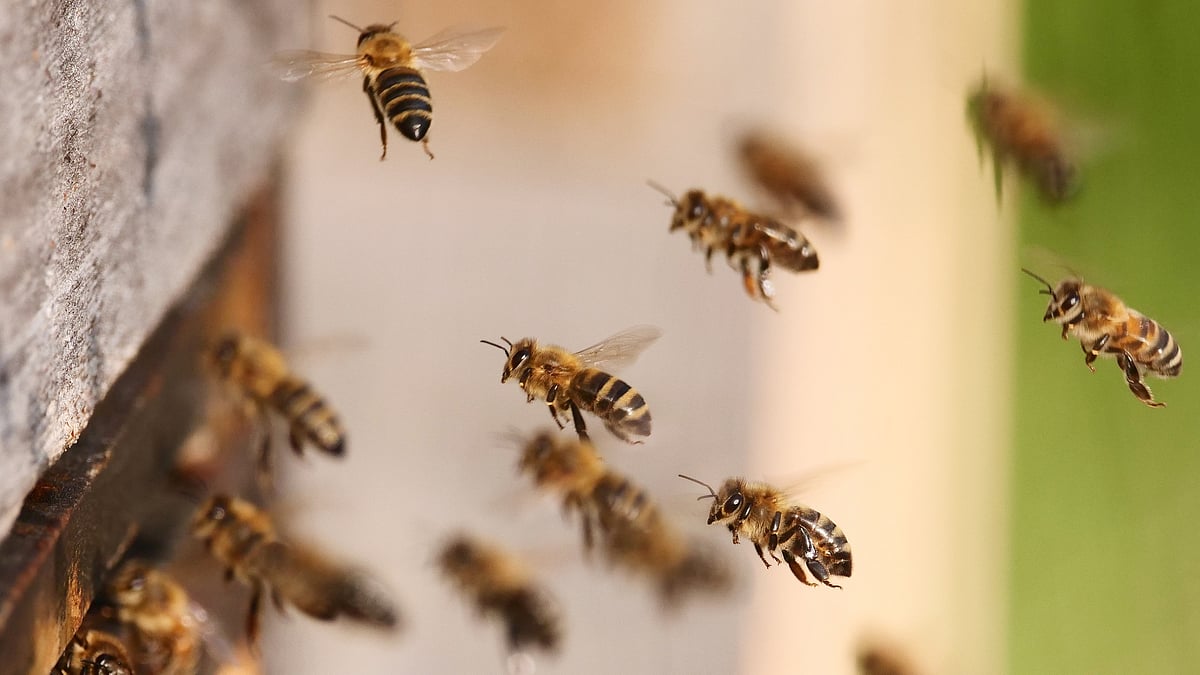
[1020,267,1055,296]
[480,339,510,356]
[646,179,679,206]
[328,15,366,32]
[677,473,718,500]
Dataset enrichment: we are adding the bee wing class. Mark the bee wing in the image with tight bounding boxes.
[410,25,505,72]
[573,325,662,370]
[185,600,239,665]
[270,50,363,82]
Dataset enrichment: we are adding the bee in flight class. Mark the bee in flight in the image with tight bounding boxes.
[678,474,852,588]
[737,130,841,223]
[649,183,819,309]
[1023,268,1181,407]
[481,326,659,444]
[208,331,346,486]
[517,430,731,607]
[54,628,134,675]
[966,77,1078,204]
[191,494,400,646]
[437,533,562,657]
[274,16,504,160]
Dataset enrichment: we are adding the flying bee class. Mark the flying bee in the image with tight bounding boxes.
[274,16,504,160]
[208,331,346,485]
[649,183,818,309]
[678,474,852,588]
[481,326,660,444]
[737,130,841,222]
[191,494,400,646]
[1023,268,1181,407]
[966,78,1078,203]
[437,534,561,656]
[517,430,731,607]
[105,560,213,675]
[54,629,134,675]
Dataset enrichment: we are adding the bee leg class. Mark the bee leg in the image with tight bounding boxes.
[246,582,264,650]
[288,426,306,457]
[766,511,782,551]
[364,78,388,161]
[1118,351,1165,407]
[569,402,591,443]
[727,523,740,545]
[254,405,275,494]
[224,566,235,583]
[753,543,773,569]
[780,549,818,587]
[422,137,434,160]
[704,246,715,273]
[1083,335,1109,372]
[271,589,288,613]
[991,153,1004,204]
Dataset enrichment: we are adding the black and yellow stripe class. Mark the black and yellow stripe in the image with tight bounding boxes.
[570,368,652,441]
[790,506,853,578]
[269,378,346,456]
[373,66,432,142]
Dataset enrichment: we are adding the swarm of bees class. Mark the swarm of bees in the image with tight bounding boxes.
[47,9,1187,674]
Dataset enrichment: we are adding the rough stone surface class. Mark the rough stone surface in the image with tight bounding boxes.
[0,0,304,538]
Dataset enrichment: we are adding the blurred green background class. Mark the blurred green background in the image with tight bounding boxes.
[1012,1,1200,672]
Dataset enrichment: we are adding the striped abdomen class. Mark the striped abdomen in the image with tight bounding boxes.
[1117,314,1182,378]
[372,66,432,142]
[268,377,346,456]
[787,506,852,578]
[735,217,819,272]
[569,368,651,442]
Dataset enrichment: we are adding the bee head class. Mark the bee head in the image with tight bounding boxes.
[482,337,535,384]
[518,430,560,479]
[109,561,150,606]
[1023,268,1083,325]
[89,653,133,675]
[437,535,482,576]
[209,332,241,377]
[678,474,730,524]
[191,494,232,540]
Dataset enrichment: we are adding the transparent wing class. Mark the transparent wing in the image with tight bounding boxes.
[574,325,662,370]
[410,25,505,72]
[270,50,363,83]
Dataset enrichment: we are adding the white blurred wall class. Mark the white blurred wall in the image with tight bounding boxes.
[276,1,1016,673]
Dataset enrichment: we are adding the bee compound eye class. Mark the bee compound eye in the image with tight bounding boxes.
[511,348,530,370]
[723,493,742,515]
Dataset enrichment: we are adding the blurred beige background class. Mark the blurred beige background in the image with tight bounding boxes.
[274,1,1015,673]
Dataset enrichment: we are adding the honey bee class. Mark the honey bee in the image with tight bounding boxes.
[649,183,819,308]
[274,16,504,160]
[437,534,561,656]
[678,474,852,588]
[1023,268,1181,407]
[481,326,659,444]
[105,560,208,675]
[857,641,921,675]
[966,78,1078,203]
[737,130,841,222]
[54,629,134,675]
[191,494,400,646]
[517,430,731,607]
[209,331,346,484]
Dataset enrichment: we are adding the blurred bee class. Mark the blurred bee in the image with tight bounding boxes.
[966,78,1078,203]
[481,326,659,444]
[209,331,346,484]
[191,494,399,646]
[105,560,210,675]
[1023,268,1181,407]
[858,641,921,675]
[274,16,504,160]
[678,474,852,588]
[517,430,731,607]
[737,130,841,222]
[438,534,561,656]
[54,628,134,675]
[649,183,818,309]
